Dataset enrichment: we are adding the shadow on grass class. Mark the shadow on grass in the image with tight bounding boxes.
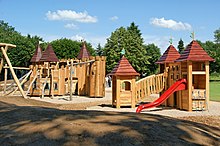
[0,100,219,146]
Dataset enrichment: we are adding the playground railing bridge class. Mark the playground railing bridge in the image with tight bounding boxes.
[135,73,166,102]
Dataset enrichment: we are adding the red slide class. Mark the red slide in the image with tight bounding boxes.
[136,79,187,113]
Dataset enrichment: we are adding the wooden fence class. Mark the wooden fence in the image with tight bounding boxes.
[135,73,166,102]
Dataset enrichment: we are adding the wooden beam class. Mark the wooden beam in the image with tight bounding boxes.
[187,61,192,111]
[205,61,209,110]
[70,59,73,100]
[4,64,8,94]
[0,45,8,73]
[41,76,48,99]
[67,60,95,66]
[192,71,206,75]
[11,70,32,95]
[26,72,38,96]
[0,43,16,48]
[3,66,30,70]
[1,46,27,98]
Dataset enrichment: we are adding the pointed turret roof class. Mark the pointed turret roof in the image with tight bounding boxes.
[176,40,214,62]
[30,44,42,63]
[40,44,59,62]
[109,56,140,76]
[77,42,90,59]
[156,45,180,64]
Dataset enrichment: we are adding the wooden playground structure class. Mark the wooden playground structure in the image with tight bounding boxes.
[0,38,215,112]
[110,40,214,111]
[0,42,106,99]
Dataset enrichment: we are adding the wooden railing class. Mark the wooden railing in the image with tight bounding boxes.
[135,73,166,102]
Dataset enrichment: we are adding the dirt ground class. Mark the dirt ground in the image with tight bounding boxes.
[0,96,219,146]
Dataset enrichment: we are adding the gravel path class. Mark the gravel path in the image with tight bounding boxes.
[29,87,220,118]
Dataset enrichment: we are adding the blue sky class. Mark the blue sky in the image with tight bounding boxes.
[0,0,219,53]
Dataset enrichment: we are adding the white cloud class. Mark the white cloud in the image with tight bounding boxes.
[71,34,84,41]
[150,17,192,31]
[46,10,97,23]
[71,34,108,48]
[143,35,178,53]
[110,16,118,21]
[64,23,78,30]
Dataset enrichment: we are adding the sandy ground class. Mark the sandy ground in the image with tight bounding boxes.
[0,87,220,145]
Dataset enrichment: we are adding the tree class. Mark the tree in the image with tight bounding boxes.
[96,43,104,56]
[0,21,42,67]
[177,38,184,53]
[50,38,96,59]
[105,27,127,73]
[214,28,220,44]
[199,40,220,73]
[144,44,161,75]
[104,23,150,76]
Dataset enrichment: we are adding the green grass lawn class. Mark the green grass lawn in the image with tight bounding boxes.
[210,81,220,101]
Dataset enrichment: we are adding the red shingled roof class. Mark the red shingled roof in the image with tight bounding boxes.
[176,40,214,62]
[30,44,42,63]
[77,42,90,59]
[109,56,140,76]
[40,44,59,62]
[156,45,180,64]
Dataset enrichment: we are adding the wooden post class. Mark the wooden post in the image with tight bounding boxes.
[95,56,100,97]
[70,59,73,100]
[187,61,192,111]
[51,70,54,99]
[89,56,95,97]
[4,64,8,94]
[1,46,27,98]
[205,61,209,110]
[116,76,120,108]
[26,72,38,96]
[131,77,136,108]
[102,56,106,96]
[0,46,8,73]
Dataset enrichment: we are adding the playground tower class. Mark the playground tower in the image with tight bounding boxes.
[157,40,214,111]
[109,55,140,108]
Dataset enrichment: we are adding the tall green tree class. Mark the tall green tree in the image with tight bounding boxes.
[214,28,220,44]
[96,43,104,56]
[199,40,220,73]
[177,38,184,53]
[105,27,127,73]
[144,44,161,75]
[104,23,150,76]
[0,20,42,67]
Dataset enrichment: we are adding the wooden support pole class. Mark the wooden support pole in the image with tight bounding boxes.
[116,76,120,108]
[3,66,30,70]
[41,76,48,99]
[1,46,27,98]
[205,61,209,110]
[95,56,100,97]
[11,70,32,95]
[0,45,8,73]
[4,64,8,94]
[187,61,192,111]
[89,56,95,97]
[26,72,38,96]
[51,70,54,99]
[131,77,136,108]
[70,59,73,100]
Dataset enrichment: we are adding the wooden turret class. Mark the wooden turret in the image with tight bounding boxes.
[156,44,181,107]
[77,42,90,60]
[109,55,140,108]
[176,40,214,111]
